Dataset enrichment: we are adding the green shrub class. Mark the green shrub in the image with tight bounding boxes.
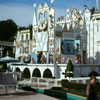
[65,73,73,78]
[65,59,74,78]
[44,89,67,99]
[61,79,86,92]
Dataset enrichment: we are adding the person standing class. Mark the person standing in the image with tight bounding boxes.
[86,76,98,100]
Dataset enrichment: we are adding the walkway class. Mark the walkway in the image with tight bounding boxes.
[0,89,59,100]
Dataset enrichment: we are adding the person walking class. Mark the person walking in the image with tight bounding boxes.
[86,76,98,100]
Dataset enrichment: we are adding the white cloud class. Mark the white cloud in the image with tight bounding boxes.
[0,4,33,26]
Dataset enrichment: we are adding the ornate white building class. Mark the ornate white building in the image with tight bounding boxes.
[15,0,100,65]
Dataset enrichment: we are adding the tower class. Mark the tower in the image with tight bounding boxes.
[48,0,55,63]
[32,4,38,53]
[95,0,99,13]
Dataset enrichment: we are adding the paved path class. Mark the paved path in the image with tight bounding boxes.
[0,89,59,100]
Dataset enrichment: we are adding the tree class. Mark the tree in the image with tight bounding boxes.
[65,59,74,78]
[90,7,95,15]
[0,19,17,41]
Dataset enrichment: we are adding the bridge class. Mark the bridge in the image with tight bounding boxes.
[0,41,14,47]
[11,63,100,79]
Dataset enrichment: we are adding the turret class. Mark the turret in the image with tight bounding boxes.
[33,4,37,29]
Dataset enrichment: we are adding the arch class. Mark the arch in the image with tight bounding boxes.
[44,11,48,19]
[23,68,30,79]
[21,34,24,40]
[32,68,41,77]
[88,71,99,77]
[39,12,43,20]
[26,34,28,40]
[15,67,20,72]
[15,67,21,80]
[43,68,52,78]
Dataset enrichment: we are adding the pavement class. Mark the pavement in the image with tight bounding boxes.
[0,88,59,100]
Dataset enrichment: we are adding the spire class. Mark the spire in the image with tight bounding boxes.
[83,15,87,33]
[44,2,49,8]
[49,0,55,16]
[62,23,68,32]
[33,4,37,26]
[95,0,99,13]
[51,0,54,8]
[69,24,74,32]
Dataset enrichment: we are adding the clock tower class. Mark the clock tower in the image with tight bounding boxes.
[32,0,55,63]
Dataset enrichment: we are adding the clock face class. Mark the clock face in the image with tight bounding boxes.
[39,18,47,30]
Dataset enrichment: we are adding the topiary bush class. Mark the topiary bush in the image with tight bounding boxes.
[65,59,74,78]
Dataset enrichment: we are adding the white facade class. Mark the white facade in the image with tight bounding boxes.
[14,0,100,79]
[15,0,100,64]
[15,30,32,60]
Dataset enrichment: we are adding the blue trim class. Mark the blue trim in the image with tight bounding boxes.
[36,89,86,100]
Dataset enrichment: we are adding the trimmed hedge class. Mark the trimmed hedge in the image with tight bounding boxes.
[61,79,100,93]
[44,89,67,99]
[22,86,36,92]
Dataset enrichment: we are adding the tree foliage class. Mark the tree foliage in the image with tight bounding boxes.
[0,19,18,41]
[66,59,74,72]
[65,59,74,78]
[90,7,95,15]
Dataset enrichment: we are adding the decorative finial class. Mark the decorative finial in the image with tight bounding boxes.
[66,8,70,13]
[51,0,54,7]
[95,0,99,12]
[51,0,54,3]
[33,4,36,8]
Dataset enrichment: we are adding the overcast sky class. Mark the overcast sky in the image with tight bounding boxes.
[0,0,97,26]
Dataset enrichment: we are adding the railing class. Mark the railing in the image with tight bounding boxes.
[0,41,14,47]
[18,78,61,89]
[18,77,100,89]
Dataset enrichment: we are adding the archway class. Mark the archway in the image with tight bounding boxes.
[15,67,20,72]
[32,68,41,77]
[44,11,48,19]
[23,68,30,79]
[15,67,21,80]
[89,71,99,77]
[43,69,52,78]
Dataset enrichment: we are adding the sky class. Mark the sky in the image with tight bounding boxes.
[0,0,98,26]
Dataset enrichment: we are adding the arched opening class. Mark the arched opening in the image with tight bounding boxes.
[21,34,24,40]
[15,67,20,72]
[43,68,52,78]
[26,34,28,40]
[15,67,21,80]
[39,12,43,20]
[32,68,41,77]
[44,11,48,19]
[23,68,30,79]
[89,71,99,77]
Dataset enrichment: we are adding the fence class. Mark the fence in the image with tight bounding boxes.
[18,77,100,89]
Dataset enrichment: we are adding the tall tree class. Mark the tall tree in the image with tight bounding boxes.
[0,19,17,41]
